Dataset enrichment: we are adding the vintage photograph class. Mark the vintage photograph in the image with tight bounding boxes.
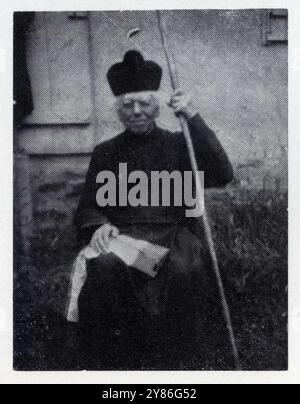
[13,9,288,371]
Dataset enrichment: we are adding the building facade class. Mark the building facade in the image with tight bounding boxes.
[14,10,288,251]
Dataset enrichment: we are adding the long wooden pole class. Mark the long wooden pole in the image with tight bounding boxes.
[156,10,241,370]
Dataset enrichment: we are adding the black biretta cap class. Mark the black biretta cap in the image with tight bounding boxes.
[107,50,162,96]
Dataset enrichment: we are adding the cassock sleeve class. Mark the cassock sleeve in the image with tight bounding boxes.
[186,114,234,188]
[75,147,110,244]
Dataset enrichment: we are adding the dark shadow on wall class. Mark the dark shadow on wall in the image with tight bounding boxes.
[14,12,35,128]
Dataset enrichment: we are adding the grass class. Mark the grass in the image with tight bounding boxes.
[14,189,288,370]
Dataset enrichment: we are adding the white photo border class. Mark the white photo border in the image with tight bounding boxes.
[0,0,298,384]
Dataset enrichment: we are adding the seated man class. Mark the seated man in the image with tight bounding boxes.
[75,50,234,370]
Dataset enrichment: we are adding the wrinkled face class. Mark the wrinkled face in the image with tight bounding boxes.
[116,91,160,134]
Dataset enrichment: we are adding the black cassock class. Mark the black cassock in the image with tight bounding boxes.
[75,114,234,370]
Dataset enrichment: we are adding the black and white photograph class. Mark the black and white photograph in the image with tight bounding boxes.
[1,0,296,383]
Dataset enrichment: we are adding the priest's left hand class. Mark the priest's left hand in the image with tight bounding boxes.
[168,89,197,120]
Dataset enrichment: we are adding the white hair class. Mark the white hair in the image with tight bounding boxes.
[114,91,160,112]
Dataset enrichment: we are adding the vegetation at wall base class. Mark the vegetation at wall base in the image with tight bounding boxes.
[14,189,288,370]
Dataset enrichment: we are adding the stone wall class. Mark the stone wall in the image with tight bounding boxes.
[15,10,288,236]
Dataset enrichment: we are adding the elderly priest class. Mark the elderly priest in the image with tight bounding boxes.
[75,50,234,370]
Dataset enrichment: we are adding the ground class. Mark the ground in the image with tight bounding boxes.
[14,189,288,370]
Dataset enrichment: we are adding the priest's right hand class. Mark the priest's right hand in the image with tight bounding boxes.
[90,224,120,254]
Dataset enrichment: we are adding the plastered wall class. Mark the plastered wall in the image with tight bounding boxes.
[15,10,288,233]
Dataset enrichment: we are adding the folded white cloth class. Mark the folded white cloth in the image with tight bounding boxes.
[65,235,170,322]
